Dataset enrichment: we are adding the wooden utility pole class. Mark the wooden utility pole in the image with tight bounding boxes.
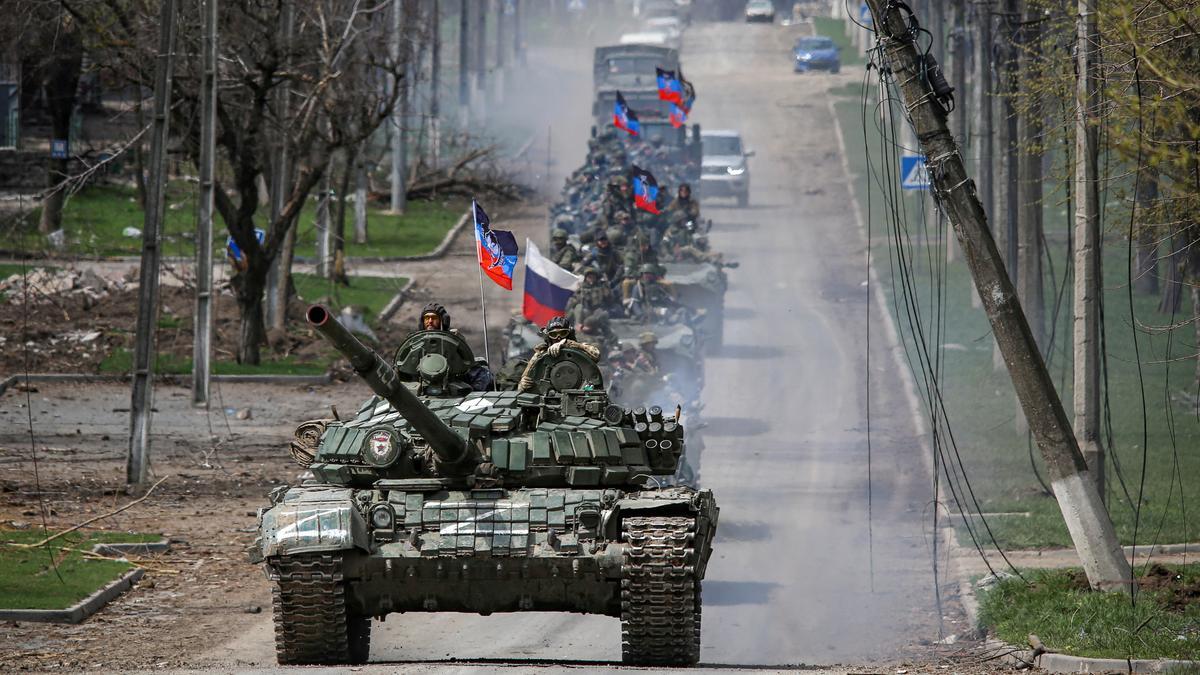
[1073,0,1105,495]
[127,0,177,487]
[458,0,469,125]
[1016,0,1044,351]
[192,0,218,408]
[266,0,295,333]
[864,0,1132,592]
[390,0,408,214]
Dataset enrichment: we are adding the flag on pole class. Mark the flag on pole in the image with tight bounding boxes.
[522,239,581,327]
[678,66,696,112]
[613,91,641,136]
[656,67,684,106]
[631,165,661,214]
[669,102,687,128]
[473,200,518,290]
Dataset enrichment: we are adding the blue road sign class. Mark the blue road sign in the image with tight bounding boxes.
[50,139,68,159]
[900,154,930,190]
[860,3,872,26]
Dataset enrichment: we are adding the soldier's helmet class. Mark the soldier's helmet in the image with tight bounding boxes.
[610,175,630,189]
[614,210,632,224]
[553,213,574,228]
[580,265,600,281]
[543,315,575,341]
[551,228,569,241]
[607,227,626,247]
[419,302,451,331]
[639,263,660,277]
[639,331,658,346]
[695,235,710,250]
[580,310,609,334]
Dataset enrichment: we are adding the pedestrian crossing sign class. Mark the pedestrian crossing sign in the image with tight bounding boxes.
[900,154,930,190]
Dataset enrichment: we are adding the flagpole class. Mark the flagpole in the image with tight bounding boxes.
[471,200,492,367]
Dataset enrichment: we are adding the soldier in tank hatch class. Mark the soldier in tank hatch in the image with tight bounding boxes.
[517,316,601,392]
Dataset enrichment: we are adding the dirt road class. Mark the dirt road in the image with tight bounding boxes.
[2,17,1000,675]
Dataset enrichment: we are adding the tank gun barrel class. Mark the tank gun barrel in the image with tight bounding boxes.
[306,305,475,476]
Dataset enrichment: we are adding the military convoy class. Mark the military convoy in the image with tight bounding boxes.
[251,21,735,667]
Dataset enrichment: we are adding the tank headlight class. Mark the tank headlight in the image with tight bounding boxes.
[726,165,745,176]
[370,504,395,530]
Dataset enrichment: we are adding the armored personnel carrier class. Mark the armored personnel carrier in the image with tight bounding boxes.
[250,306,719,666]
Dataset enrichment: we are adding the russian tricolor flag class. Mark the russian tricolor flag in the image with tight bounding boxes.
[522,238,581,327]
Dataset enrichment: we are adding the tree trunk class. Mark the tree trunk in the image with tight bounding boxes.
[1016,0,1044,351]
[333,148,352,286]
[354,143,368,244]
[37,23,83,234]
[1133,170,1159,295]
[235,276,267,365]
[1159,232,1185,314]
[134,94,148,208]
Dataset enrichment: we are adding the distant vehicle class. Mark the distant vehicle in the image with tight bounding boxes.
[619,31,671,47]
[793,35,841,73]
[744,0,776,22]
[591,44,680,125]
[646,16,684,40]
[700,129,754,207]
[636,0,685,21]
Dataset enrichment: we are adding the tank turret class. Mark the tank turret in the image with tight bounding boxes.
[306,304,478,476]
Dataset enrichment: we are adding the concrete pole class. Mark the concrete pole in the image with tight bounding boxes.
[390,0,408,214]
[493,0,505,105]
[1016,0,1044,352]
[127,0,177,487]
[430,0,441,170]
[474,0,487,114]
[193,0,218,408]
[265,0,295,333]
[865,0,1132,592]
[315,165,332,277]
[458,0,469,126]
[1073,0,1105,495]
[514,0,524,66]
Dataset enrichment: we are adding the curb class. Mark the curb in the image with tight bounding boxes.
[90,537,171,557]
[0,568,144,624]
[377,277,417,324]
[0,372,332,397]
[986,638,1199,674]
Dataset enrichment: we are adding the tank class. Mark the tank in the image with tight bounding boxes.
[250,305,719,666]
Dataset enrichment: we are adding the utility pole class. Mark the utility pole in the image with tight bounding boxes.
[493,0,505,105]
[127,0,177,487]
[976,0,993,226]
[430,0,441,171]
[354,144,368,244]
[458,0,469,126]
[1001,0,1019,277]
[192,0,217,408]
[1073,0,1105,495]
[474,0,487,113]
[864,0,1132,592]
[266,0,295,333]
[390,0,408,214]
[1016,0,1044,351]
[947,0,967,263]
[315,164,333,278]
[513,0,524,66]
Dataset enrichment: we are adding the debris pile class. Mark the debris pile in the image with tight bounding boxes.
[0,267,130,308]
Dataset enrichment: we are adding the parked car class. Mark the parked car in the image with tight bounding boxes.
[793,35,841,73]
[700,129,754,207]
[744,0,776,23]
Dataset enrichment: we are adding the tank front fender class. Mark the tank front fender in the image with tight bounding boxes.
[255,499,369,560]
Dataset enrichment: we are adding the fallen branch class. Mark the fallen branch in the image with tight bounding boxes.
[10,475,170,550]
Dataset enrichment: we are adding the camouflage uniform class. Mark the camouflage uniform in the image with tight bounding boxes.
[518,316,601,392]
[565,267,616,323]
[631,331,660,373]
[578,310,620,359]
[666,183,701,223]
[549,228,581,270]
[583,229,624,283]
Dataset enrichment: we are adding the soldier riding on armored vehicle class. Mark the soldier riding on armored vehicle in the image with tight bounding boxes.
[251,305,719,666]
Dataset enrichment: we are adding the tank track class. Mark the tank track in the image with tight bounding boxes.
[270,553,370,665]
[620,516,701,666]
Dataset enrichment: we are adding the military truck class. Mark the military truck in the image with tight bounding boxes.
[250,306,719,666]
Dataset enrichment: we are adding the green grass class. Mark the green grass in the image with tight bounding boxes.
[978,565,1200,660]
[293,273,408,323]
[98,349,327,376]
[6,182,464,260]
[834,91,1200,549]
[0,529,160,610]
[812,16,866,66]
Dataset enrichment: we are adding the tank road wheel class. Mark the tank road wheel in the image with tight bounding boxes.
[270,553,371,665]
[620,516,701,666]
